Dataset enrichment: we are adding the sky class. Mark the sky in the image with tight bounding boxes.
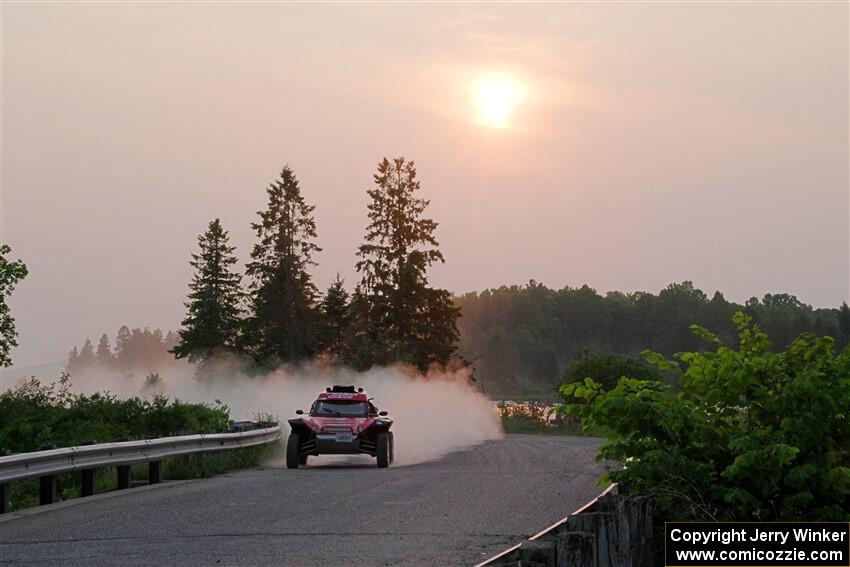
[1,2,848,369]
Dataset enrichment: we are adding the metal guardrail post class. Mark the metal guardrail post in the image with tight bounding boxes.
[81,469,96,497]
[149,461,162,484]
[117,465,131,490]
[39,475,57,505]
[0,483,9,514]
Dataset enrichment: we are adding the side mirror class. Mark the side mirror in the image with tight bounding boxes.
[379,411,388,416]
[295,409,304,415]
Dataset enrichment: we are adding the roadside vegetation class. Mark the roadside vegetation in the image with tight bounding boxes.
[458,281,850,398]
[0,375,278,512]
[560,312,850,521]
[498,401,583,435]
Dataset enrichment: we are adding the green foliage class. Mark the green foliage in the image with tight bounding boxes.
[0,244,28,368]
[171,218,244,364]
[243,166,322,365]
[457,281,846,397]
[354,157,460,371]
[0,374,230,454]
[560,352,663,394]
[319,275,352,361]
[560,312,850,521]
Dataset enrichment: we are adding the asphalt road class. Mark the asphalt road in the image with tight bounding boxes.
[0,435,609,566]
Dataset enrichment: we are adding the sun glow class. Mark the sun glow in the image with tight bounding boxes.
[475,75,523,128]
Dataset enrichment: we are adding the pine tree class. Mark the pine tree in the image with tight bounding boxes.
[78,338,96,367]
[0,244,28,368]
[320,275,351,360]
[171,219,243,363]
[95,333,114,367]
[354,157,460,371]
[66,345,80,375]
[244,166,321,365]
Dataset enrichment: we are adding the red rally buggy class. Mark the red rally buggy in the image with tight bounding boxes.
[286,385,395,468]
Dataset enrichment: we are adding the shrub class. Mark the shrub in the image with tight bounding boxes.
[559,352,663,396]
[560,312,850,521]
[0,374,230,454]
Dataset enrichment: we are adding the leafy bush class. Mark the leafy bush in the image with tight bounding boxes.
[559,352,663,395]
[0,374,230,454]
[560,312,850,521]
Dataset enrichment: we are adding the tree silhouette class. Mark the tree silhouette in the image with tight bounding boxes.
[354,157,459,370]
[171,219,243,363]
[243,166,321,365]
[319,275,351,361]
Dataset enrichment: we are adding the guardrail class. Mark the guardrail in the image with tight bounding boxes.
[0,425,283,514]
[475,483,624,566]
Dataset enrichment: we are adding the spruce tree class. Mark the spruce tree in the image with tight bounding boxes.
[355,157,459,370]
[244,166,321,365]
[95,333,114,367]
[320,275,351,361]
[78,338,96,367]
[171,219,243,363]
[66,346,80,375]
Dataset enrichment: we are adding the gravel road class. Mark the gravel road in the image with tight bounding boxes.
[0,435,609,566]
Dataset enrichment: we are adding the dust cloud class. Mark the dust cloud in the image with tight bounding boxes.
[27,359,504,466]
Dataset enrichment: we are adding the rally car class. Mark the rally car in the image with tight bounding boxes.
[286,385,394,468]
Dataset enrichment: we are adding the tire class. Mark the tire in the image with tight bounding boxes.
[286,432,300,469]
[376,432,390,468]
[388,431,395,464]
[299,454,308,466]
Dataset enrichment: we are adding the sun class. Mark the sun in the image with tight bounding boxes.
[475,75,523,128]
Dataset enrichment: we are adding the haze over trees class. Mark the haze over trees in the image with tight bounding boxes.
[66,327,180,377]
[54,161,848,395]
[0,245,28,368]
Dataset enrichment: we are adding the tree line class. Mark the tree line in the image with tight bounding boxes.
[173,158,459,376]
[456,280,850,397]
[66,327,180,377]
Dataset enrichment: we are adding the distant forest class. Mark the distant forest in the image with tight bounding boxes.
[455,281,850,397]
[65,280,850,399]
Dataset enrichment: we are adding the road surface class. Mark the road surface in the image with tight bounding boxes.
[0,435,609,566]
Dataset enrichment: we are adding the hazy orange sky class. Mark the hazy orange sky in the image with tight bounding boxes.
[2,2,848,368]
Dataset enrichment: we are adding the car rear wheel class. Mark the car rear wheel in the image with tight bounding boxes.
[286,432,300,469]
[376,432,390,468]
[299,454,308,466]
[388,431,395,464]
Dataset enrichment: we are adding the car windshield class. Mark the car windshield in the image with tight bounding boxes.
[312,400,369,417]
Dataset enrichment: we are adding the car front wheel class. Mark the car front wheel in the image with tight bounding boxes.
[286,432,300,469]
[376,432,390,468]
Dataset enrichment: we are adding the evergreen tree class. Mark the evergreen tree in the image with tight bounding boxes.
[66,346,80,375]
[244,166,321,365]
[95,333,114,367]
[115,325,131,367]
[839,302,850,347]
[354,157,459,370]
[78,338,96,367]
[0,245,28,368]
[320,275,351,360]
[171,219,243,363]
